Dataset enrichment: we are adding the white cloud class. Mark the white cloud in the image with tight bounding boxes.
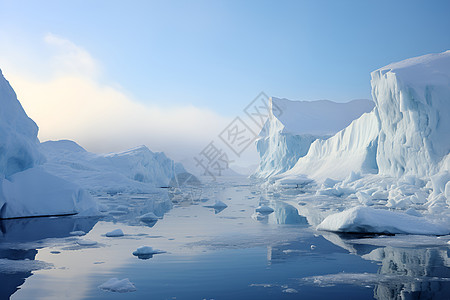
[2,33,237,165]
[44,33,99,77]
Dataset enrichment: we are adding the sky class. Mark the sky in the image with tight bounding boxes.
[0,0,449,169]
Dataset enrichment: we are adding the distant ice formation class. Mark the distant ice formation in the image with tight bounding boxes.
[40,140,185,193]
[254,97,374,178]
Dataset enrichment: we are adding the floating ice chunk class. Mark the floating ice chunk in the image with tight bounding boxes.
[105,229,124,237]
[132,246,164,259]
[98,278,136,293]
[70,231,86,236]
[212,200,228,208]
[204,200,228,208]
[282,288,298,293]
[317,206,449,235]
[138,212,160,223]
[255,205,274,214]
[77,239,98,246]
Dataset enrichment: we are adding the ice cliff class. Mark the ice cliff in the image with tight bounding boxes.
[40,140,186,193]
[0,69,98,218]
[254,98,374,178]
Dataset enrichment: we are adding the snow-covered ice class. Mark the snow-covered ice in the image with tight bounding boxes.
[98,278,136,293]
[132,246,163,259]
[138,212,160,223]
[105,229,124,237]
[317,206,449,235]
[76,239,98,246]
[40,140,185,193]
[255,205,274,214]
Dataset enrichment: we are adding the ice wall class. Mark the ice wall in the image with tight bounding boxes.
[0,69,42,178]
[254,97,374,178]
[372,51,450,177]
[0,69,98,218]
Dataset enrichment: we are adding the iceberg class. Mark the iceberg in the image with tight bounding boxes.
[273,51,450,222]
[254,97,374,178]
[40,140,185,193]
[0,69,98,219]
[98,278,136,293]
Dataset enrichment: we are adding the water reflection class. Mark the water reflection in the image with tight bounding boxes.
[320,233,450,300]
[0,216,98,299]
[96,192,172,226]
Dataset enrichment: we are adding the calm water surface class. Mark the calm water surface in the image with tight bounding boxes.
[1,177,449,299]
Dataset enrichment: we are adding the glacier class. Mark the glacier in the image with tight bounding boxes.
[0,69,98,218]
[254,97,374,178]
[266,51,450,235]
[40,140,186,193]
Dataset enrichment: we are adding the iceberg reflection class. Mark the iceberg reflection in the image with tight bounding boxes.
[0,216,98,299]
[315,233,450,300]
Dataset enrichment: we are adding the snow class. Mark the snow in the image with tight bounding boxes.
[317,206,449,235]
[105,229,124,237]
[40,140,185,193]
[0,69,99,219]
[254,98,374,178]
[98,278,136,293]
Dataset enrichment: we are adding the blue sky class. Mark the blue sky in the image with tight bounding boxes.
[2,0,449,114]
[0,0,449,166]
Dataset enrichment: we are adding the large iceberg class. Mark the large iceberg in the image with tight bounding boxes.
[0,69,98,218]
[269,51,450,234]
[254,98,374,178]
[40,140,186,193]
[279,51,450,187]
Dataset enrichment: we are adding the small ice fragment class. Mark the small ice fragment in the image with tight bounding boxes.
[98,278,136,293]
[282,288,298,293]
[70,231,86,236]
[212,200,227,208]
[77,239,97,246]
[310,245,316,250]
[132,246,162,259]
[106,229,124,237]
[255,205,274,214]
[138,212,159,223]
